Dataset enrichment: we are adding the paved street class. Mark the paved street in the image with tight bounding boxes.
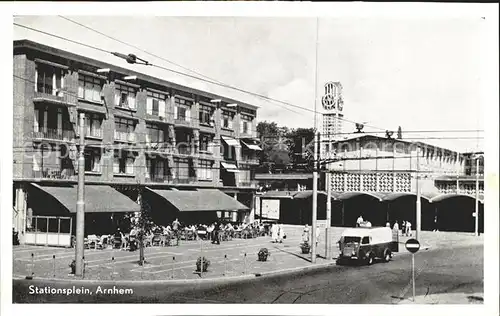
[13,229,483,303]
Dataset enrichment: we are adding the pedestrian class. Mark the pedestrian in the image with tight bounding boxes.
[433,215,438,232]
[386,222,391,227]
[302,224,310,244]
[406,221,412,236]
[271,223,279,243]
[356,215,364,227]
[315,225,321,247]
[212,222,220,245]
[278,223,285,243]
[401,221,406,236]
[393,221,399,232]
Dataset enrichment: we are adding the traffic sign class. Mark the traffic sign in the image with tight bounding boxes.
[405,238,420,253]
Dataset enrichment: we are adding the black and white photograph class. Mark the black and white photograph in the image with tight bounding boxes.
[1,2,498,316]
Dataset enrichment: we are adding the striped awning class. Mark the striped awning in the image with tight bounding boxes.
[221,162,239,173]
[221,136,239,147]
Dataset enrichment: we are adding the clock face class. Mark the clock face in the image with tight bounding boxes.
[322,95,336,110]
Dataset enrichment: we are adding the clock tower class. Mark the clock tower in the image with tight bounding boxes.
[321,82,344,157]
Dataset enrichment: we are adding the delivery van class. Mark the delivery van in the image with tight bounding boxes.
[336,227,398,265]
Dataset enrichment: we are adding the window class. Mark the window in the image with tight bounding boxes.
[114,118,136,142]
[199,105,214,126]
[221,111,234,129]
[84,149,101,173]
[78,75,102,102]
[199,134,213,152]
[147,91,167,116]
[361,237,370,245]
[174,97,192,122]
[36,64,64,95]
[198,160,213,181]
[146,158,168,180]
[174,158,190,180]
[240,114,253,135]
[78,113,103,138]
[146,123,166,146]
[115,83,136,109]
[113,153,134,175]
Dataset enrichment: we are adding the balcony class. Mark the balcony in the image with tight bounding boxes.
[145,143,175,155]
[146,174,172,183]
[174,117,197,128]
[114,131,136,143]
[241,155,260,165]
[33,91,77,106]
[238,181,258,188]
[33,128,75,142]
[32,168,76,180]
[171,177,196,184]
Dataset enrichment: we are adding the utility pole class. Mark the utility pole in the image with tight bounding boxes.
[311,17,319,264]
[416,145,421,241]
[311,131,319,263]
[475,157,480,236]
[325,166,332,260]
[75,113,85,276]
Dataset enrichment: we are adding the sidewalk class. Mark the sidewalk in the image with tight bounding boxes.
[400,292,484,304]
[13,226,483,282]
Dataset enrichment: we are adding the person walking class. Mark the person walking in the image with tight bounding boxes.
[212,222,221,245]
[278,223,285,243]
[401,221,406,236]
[302,224,310,244]
[271,223,279,243]
[406,220,412,237]
[315,225,321,247]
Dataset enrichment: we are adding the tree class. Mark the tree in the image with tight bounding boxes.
[397,126,403,139]
[137,192,155,266]
[287,127,316,171]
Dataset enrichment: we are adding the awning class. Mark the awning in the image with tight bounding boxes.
[221,136,239,147]
[336,191,386,201]
[146,188,250,212]
[31,184,140,213]
[241,139,262,151]
[221,162,239,173]
[429,193,484,204]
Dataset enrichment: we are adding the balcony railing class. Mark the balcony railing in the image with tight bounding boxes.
[171,177,196,184]
[33,91,77,106]
[33,128,75,141]
[114,131,136,143]
[241,156,259,164]
[85,128,102,138]
[146,175,172,183]
[239,181,258,188]
[32,168,76,180]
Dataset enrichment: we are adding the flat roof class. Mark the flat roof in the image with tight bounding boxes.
[14,39,259,111]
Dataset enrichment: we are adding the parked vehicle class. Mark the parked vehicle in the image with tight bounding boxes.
[336,227,398,265]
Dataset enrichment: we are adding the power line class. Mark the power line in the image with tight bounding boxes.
[57,16,228,86]
[14,23,484,148]
[13,23,110,54]
[13,23,382,128]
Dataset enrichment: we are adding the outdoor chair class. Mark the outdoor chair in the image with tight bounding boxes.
[152,233,163,246]
[96,235,109,250]
[113,236,122,249]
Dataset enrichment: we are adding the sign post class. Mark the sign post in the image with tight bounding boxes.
[405,238,421,302]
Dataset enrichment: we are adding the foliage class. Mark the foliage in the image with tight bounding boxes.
[196,256,210,272]
[258,248,270,261]
[257,121,316,172]
[300,242,311,254]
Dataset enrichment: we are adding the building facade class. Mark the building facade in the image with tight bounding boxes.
[13,40,262,243]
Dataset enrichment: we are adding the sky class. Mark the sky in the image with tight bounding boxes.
[12,14,489,152]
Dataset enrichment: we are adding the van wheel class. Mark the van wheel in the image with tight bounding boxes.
[367,253,374,265]
[383,249,391,263]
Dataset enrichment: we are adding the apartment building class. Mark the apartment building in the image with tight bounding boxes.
[13,40,261,243]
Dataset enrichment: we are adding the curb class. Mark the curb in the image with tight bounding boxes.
[13,261,338,285]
